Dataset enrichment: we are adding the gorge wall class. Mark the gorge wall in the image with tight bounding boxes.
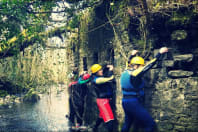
[0,1,197,132]
[77,1,198,131]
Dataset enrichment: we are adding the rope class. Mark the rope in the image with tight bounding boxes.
[86,7,127,33]
[106,14,128,62]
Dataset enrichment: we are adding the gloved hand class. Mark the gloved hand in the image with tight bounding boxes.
[107,65,114,71]
[131,50,139,56]
[159,47,168,54]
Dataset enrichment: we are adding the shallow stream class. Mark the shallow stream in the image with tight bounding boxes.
[0,85,70,131]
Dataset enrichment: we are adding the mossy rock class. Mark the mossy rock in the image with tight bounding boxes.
[171,30,187,40]
[23,88,40,102]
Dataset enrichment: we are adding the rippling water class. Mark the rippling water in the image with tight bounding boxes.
[0,85,70,131]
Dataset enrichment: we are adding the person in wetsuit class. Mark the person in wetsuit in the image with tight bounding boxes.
[67,71,79,128]
[91,64,115,132]
[75,72,91,128]
[120,47,168,132]
[67,71,91,130]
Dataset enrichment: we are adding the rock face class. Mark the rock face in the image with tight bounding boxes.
[146,77,198,131]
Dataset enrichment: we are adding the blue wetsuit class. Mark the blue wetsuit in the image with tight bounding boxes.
[120,53,162,132]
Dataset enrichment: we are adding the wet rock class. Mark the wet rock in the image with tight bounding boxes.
[14,97,21,104]
[4,95,11,103]
[168,70,193,78]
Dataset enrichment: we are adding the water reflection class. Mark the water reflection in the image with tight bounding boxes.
[0,85,70,131]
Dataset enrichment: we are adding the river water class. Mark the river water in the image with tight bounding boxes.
[0,85,70,131]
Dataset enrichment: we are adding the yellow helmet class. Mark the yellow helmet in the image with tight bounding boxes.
[91,64,102,73]
[130,56,144,65]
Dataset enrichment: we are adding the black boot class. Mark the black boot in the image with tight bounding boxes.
[92,118,103,132]
[106,120,114,132]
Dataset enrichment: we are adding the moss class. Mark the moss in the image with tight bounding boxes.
[79,8,94,50]
[123,15,130,29]
[68,14,82,29]
[169,12,191,25]
[171,30,187,40]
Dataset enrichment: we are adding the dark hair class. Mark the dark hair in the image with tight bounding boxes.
[102,65,109,77]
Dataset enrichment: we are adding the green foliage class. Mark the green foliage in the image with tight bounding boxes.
[68,14,81,29]
[109,0,127,17]
[132,37,153,56]
[0,0,55,55]
[132,38,145,50]
[79,8,94,48]
[123,15,130,29]
[170,12,191,24]
[0,0,104,55]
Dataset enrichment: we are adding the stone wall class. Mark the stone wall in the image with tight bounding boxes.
[144,53,198,132]
[76,1,198,131]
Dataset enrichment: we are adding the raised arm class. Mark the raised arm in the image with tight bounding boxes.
[95,65,114,84]
[131,47,168,77]
[79,78,90,84]
[126,50,139,69]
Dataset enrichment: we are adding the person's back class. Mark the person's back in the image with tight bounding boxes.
[120,47,168,132]
[120,69,145,99]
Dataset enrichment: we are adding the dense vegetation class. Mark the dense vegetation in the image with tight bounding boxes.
[1,0,197,57]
